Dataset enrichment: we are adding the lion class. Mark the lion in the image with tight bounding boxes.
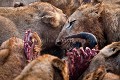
[82,65,120,80]
[80,42,120,80]
[0,0,74,16]
[0,32,42,80]
[41,0,81,16]
[0,37,26,80]
[14,54,69,80]
[0,2,67,52]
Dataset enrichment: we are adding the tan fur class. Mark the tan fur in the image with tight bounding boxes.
[0,15,20,45]
[0,0,119,16]
[0,49,9,64]
[0,2,67,50]
[81,42,120,80]
[83,65,120,80]
[0,0,100,14]
[0,0,80,16]
[100,42,120,57]
[41,0,82,16]
[56,2,105,49]
[0,37,27,80]
[14,54,69,80]
[52,0,120,16]
[0,32,43,80]
[57,1,120,49]
[103,73,120,80]
[52,59,69,80]
[0,2,66,28]
[32,32,42,54]
[0,0,41,7]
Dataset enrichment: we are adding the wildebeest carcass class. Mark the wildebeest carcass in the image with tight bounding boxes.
[56,1,120,79]
[61,32,99,80]
[56,0,120,50]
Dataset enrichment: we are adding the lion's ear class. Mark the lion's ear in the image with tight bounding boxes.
[41,12,61,28]
[52,58,69,80]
